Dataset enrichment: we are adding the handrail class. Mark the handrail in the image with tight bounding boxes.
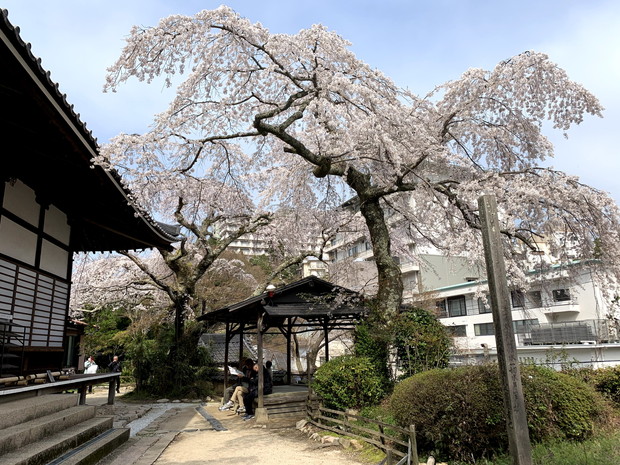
[0,372,120,405]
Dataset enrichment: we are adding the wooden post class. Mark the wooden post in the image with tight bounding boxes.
[107,378,116,405]
[257,312,264,407]
[323,318,329,362]
[78,384,87,405]
[224,321,230,390]
[286,318,292,385]
[239,322,245,362]
[256,311,268,423]
[478,195,533,465]
[409,424,419,465]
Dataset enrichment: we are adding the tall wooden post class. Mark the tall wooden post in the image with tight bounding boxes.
[478,195,532,465]
[256,311,268,423]
[323,318,329,362]
[238,323,245,363]
[286,318,292,385]
[257,312,264,407]
[223,322,230,389]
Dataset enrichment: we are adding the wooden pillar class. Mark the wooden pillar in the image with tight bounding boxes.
[286,318,292,385]
[224,321,230,389]
[238,323,245,363]
[256,311,268,423]
[107,378,116,405]
[478,195,532,465]
[78,384,87,405]
[257,312,264,407]
[323,318,329,362]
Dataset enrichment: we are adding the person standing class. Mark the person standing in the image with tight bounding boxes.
[108,355,122,393]
[84,355,98,393]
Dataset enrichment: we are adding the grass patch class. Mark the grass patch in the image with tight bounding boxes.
[475,429,620,465]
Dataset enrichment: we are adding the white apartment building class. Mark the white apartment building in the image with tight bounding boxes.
[321,220,620,369]
[301,256,329,279]
[323,230,481,301]
[433,263,620,369]
[213,219,271,256]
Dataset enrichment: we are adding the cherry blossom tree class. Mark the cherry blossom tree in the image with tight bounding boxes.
[103,6,620,318]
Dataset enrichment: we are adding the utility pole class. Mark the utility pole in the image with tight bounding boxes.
[478,195,533,465]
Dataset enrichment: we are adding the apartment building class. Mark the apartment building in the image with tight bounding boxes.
[433,263,620,369]
[213,219,271,256]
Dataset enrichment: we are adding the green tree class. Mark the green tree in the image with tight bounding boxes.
[391,307,451,379]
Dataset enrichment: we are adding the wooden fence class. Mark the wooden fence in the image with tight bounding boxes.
[306,395,418,465]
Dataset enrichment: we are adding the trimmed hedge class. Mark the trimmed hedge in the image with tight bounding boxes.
[389,364,609,463]
[312,355,389,410]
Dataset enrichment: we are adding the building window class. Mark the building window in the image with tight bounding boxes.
[436,300,447,318]
[447,296,467,317]
[474,322,495,336]
[447,325,467,337]
[526,291,542,308]
[552,288,571,302]
[477,298,491,314]
[513,319,539,334]
[511,290,525,308]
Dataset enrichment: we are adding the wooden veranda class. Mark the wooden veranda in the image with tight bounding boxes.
[198,276,366,424]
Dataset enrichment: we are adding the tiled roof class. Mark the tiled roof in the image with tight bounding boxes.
[0,9,181,251]
[198,333,257,364]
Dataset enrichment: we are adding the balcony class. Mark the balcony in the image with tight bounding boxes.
[539,297,580,316]
[518,319,615,346]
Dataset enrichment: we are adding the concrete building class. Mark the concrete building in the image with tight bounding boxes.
[432,262,620,369]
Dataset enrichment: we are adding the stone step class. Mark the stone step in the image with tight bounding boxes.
[47,427,130,465]
[0,394,79,430]
[0,405,96,455]
[0,416,115,465]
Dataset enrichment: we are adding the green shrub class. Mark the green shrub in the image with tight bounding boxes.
[565,366,620,406]
[389,364,609,463]
[312,355,389,410]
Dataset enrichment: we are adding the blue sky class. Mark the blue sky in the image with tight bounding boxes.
[3,1,619,202]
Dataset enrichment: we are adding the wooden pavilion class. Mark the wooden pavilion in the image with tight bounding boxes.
[198,275,367,423]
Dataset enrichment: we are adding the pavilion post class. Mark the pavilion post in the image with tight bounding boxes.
[323,318,330,362]
[286,318,292,385]
[224,321,230,389]
[238,323,245,363]
[256,311,268,423]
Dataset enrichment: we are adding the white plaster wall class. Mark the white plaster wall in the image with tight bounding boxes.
[3,180,39,225]
[40,239,69,279]
[43,205,70,245]
[0,217,37,265]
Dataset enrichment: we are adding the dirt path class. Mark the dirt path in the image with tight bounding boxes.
[91,389,366,465]
[152,404,365,465]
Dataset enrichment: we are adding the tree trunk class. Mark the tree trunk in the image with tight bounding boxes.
[358,197,403,320]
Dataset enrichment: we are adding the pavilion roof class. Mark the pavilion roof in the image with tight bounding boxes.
[0,9,179,252]
[198,276,367,329]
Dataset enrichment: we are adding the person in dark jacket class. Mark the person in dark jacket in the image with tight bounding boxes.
[242,363,273,420]
[108,355,122,393]
[219,358,254,412]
